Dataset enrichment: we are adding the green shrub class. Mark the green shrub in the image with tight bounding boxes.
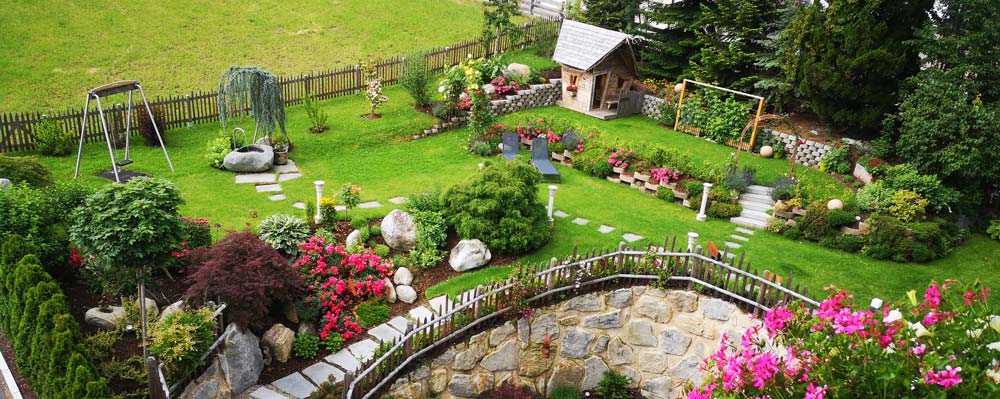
[206,132,232,169]
[355,300,391,328]
[685,181,705,196]
[293,334,320,359]
[402,51,432,107]
[800,202,831,241]
[350,217,369,230]
[766,217,789,234]
[471,140,496,156]
[862,216,909,261]
[549,385,581,399]
[709,185,733,203]
[443,161,551,254]
[432,103,451,120]
[783,226,803,240]
[182,217,213,249]
[835,234,863,253]
[855,180,895,213]
[889,189,927,222]
[722,167,753,193]
[137,105,168,146]
[655,186,675,202]
[302,93,329,133]
[770,177,797,201]
[0,182,91,274]
[149,306,216,379]
[707,202,742,219]
[406,191,444,214]
[818,236,838,249]
[322,334,344,352]
[32,116,74,156]
[827,209,857,228]
[909,221,953,261]
[409,207,448,269]
[0,155,52,187]
[819,145,852,174]
[880,164,957,212]
[373,244,390,257]
[596,370,632,399]
[989,220,1000,241]
[257,214,311,255]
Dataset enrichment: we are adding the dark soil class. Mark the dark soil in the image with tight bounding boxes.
[361,113,383,120]
[414,103,437,118]
[0,333,38,399]
[95,168,153,183]
[538,68,561,81]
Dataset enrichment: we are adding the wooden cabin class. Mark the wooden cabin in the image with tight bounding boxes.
[552,20,639,120]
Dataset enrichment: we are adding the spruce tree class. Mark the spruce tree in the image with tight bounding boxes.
[782,0,932,133]
[690,0,783,93]
[581,0,643,32]
[640,0,707,79]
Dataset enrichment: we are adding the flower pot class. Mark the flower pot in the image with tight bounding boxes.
[612,167,625,174]
[633,172,650,182]
[273,151,289,165]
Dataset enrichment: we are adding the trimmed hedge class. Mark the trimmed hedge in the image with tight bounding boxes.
[0,235,110,399]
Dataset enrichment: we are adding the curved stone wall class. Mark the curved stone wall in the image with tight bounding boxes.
[386,286,753,399]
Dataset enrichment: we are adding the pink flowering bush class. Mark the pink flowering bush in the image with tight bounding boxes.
[490,75,521,96]
[294,237,395,341]
[608,148,634,170]
[689,280,1000,398]
[650,167,680,184]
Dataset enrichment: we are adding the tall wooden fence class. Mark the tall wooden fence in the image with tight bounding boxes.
[341,237,819,399]
[0,19,561,153]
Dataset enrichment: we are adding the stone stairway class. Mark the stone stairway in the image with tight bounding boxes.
[730,185,774,230]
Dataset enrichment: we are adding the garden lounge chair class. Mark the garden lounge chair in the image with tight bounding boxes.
[531,137,561,183]
[503,133,520,161]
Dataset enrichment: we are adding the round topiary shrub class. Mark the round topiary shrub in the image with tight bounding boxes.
[443,161,551,255]
[799,202,831,241]
[0,155,52,187]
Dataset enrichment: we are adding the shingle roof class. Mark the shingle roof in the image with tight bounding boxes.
[552,20,635,73]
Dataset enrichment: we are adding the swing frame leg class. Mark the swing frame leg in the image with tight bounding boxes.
[137,84,174,173]
[95,96,121,183]
[74,96,92,179]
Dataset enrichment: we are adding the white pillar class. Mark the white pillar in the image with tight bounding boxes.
[696,182,712,221]
[547,185,558,222]
[687,232,699,252]
[314,180,325,225]
[478,163,484,170]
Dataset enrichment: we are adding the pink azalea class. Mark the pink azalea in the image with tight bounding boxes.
[925,366,962,388]
[804,383,828,399]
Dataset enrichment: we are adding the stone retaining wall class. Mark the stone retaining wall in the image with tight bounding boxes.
[490,80,562,116]
[769,131,834,168]
[386,287,752,399]
[641,95,666,121]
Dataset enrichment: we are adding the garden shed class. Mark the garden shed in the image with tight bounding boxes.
[552,20,640,119]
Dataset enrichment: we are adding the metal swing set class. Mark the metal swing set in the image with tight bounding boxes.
[73,80,175,183]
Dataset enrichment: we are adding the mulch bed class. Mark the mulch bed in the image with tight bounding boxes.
[361,113,383,120]
[0,333,38,399]
[95,168,153,183]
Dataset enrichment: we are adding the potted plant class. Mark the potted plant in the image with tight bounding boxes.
[566,83,578,97]
[271,132,290,165]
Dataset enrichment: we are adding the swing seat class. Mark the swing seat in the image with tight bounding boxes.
[115,159,134,167]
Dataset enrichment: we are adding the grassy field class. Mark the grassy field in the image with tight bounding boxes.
[0,0,491,112]
[20,58,1000,309]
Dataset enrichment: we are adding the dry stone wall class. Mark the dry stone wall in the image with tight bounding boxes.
[386,286,753,399]
[490,80,562,116]
[641,94,667,122]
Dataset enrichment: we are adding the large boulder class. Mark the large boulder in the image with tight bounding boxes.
[138,297,159,319]
[384,278,397,303]
[179,360,231,399]
[160,300,184,322]
[85,306,124,330]
[262,324,295,363]
[397,285,418,304]
[507,63,531,77]
[223,145,273,173]
[346,229,362,248]
[381,210,417,251]
[393,267,414,286]
[449,239,491,272]
[219,323,264,394]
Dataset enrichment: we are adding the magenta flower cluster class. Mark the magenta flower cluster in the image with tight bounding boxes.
[650,167,680,184]
[490,75,521,96]
[608,148,633,169]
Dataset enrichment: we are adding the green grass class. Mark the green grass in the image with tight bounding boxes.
[19,72,1000,309]
[0,0,492,112]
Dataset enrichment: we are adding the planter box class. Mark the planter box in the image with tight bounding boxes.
[563,150,572,159]
[620,174,635,184]
[673,189,688,200]
[551,152,565,161]
[633,172,650,182]
[644,182,660,192]
[521,138,532,146]
[665,182,677,190]
[612,166,625,174]
[792,207,807,216]
[606,176,621,184]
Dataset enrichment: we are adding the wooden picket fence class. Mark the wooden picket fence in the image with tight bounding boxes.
[0,19,561,153]
[341,237,819,399]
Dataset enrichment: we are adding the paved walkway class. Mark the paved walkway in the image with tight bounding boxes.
[234,160,303,204]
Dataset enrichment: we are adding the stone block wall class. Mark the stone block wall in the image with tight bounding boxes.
[768,131,834,168]
[490,80,562,116]
[386,287,753,399]
[641,95,666,121]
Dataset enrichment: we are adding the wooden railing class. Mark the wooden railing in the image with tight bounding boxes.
[0,18,561,153]
[341,237,818,399]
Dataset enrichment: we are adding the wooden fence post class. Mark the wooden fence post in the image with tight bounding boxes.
[146,356,168,399]
[305,74,312,96]
[185,94,194,129]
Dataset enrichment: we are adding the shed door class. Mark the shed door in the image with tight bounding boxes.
[591,73,608,110]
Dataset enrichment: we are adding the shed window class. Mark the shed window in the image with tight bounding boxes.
[569,75,578,85]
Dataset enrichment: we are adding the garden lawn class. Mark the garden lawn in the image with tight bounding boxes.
[24,86,1000,311]
[0,0,493,112]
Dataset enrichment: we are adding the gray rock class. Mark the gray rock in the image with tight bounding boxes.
[396,285,417,304]
[592,335,610,353]
[606,289,633,308]
[618,366,641,388]
[480,340,518,371]
[220,323,264,394]
[625,319,657,347]
[262,324,295,363]
[297,322,316,337]
[85,306,124,330]
[0,178,10,190]
[489,321,515,346]
[507,63,532,77]
[583,311,622,329]
[138,297,158,319]
[529,314,559,343]
[223,145,273,173]
[642,376,677,399]
[430,369,448,393]
[560,329,594,359]
[638,351,667,373]
[671,356,704,382]
[581,356,610,391]
[179,360,231,399]
[666,290,699,312]
[607,338,633,365]
[393,267,414,286]
[660,328,692,356]
[346,230,361,248]
[453,333,488,371]
[517,318,530,347]
[518,346,552,378]
[561,294,602,312]
[546,360,584,395]
[449,239,492,272]
[703,298,736,321]
[448,373,494,398]
[159,300,184,322]
[381,210,417,251]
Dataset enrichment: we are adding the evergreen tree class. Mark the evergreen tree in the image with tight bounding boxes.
[640,0,707,79]
[581,0,643,32]
[690,0,783,93]
[482,0,520,54]
[782,0,932,133]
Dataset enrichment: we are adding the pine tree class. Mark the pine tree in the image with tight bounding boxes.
[581,0,643,32]
[690,0,783,93]
[640,0,707,79]
[782,0,933,133]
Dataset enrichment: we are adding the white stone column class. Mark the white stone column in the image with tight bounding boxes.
[314,180,325,225]
[547,185,558,222]
[478,163,484,170]
[696,182,712,221]
[687,232,699,252]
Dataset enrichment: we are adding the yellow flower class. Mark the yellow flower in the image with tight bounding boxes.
[320,197,337,206]
[910,322,932,338]
[990,315,1000,333]
[907,290,918,307]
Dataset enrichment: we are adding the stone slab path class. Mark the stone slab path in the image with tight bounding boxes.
[234,160,302,207]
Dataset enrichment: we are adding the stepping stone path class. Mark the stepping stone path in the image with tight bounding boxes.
[598,225,616,234]
[622,233,644,243]
[256,294,461,398]
[388,196,408,205]
[292,202,306,210]
[572,217,589,225]
[234,160,303,206]
[269,194,286,201]
[553,210,569,218]
[358,201,383,209]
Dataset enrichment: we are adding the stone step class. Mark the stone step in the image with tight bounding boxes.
[735,227,756,236]
[271,373,316,399]
[739,193,774,204]
[746,185,773,196]
[730,217,767,229]
[738,200,772,213]
[725,241,742,249]
[739,209,772,221]
[250,386,294,399]
[730,234,750,242]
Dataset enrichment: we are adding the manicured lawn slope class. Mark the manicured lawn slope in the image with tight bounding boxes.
[0,0,490,111]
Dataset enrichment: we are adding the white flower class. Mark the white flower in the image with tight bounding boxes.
[910,322,932,338]
[967,328,984,339]
[990,315,1000,333]
[988,342,1000,352]
[987,368,1000,384]
[871,298,884,309]
[438,85,446,93]
[883,309,903,323]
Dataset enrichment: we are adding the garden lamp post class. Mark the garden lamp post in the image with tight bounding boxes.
[696,182,712,221]
[314,180,324,225]
[547,185,558,223]
[687,232,699,252]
